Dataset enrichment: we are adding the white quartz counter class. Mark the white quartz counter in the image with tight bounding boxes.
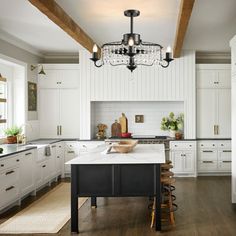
[66,144,165,165]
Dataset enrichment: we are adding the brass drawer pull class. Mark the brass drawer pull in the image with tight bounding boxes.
[52,145,57,148]
[203,161,213,163]
[5,186,15,191]
[68,151,75,154]
[202,150,213,153]
[5,170,15,175]
[25,152,32,156]
[42,165,46,168]
[223,150,231,153]
[222,161,231,163]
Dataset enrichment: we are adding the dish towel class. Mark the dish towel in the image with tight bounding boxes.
[45,146,51,156]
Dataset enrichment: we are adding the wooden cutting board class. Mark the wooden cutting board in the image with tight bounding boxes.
[111,120,121,137]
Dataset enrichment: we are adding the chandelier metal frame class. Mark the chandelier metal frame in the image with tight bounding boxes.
[90,9,174,72]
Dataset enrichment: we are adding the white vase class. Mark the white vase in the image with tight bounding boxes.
[169,130,176,138]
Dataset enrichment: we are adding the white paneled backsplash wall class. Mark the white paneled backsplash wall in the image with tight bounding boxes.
[79,49,196,139]
[91,101,184,138]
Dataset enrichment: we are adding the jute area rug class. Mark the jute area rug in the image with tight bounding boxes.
[0,183,87,234]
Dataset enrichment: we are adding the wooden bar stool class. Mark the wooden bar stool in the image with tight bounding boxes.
[150,162,177,228]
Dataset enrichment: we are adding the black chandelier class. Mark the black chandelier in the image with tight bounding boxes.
[90,9,174,72]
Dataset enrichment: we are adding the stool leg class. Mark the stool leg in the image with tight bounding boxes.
[150,198,155,228]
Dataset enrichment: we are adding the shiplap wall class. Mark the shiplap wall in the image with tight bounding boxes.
[79,49,196,139]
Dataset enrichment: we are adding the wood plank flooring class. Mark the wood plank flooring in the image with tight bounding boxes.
[1,176,236,236]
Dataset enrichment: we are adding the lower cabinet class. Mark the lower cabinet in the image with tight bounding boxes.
[36,160,50,188]
[19,150,35,197]
[197,140,231,174]
[170,141,196,176]
[0,151,35,211]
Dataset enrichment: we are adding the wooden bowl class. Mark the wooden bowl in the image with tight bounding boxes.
[112,140,138,153]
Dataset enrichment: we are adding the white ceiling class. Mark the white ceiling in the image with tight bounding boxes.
[0,0,235,56]
[183,0,236,52]
[55,0,180,49]
[0,0,81,55]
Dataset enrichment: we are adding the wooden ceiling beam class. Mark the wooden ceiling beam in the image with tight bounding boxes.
[173,0,195,58]
[28,0,99,53]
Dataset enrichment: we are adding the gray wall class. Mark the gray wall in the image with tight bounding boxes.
[0,38,42,120]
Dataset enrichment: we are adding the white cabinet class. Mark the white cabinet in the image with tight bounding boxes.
[39,88,79,138]
[197,66,231,89]
[197,65,231,139]
[170,141,196,176]
[19,151,35,196]
[38,64,79,89]
[0,155,20,210]
[64,142,79,174]
[197,140,231,174]
[56,142,64,176]
[39,64,80,139]
[36,160,50,188]
[48,144,57,179]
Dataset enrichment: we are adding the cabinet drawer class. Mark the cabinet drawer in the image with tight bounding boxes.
[0,167,20,188]
[0,155,19,171]
[198,141,217,149]
[218,161,231,171]
[0,184,19,208]
[198,161,218,171]
[218,141,231,149]
[170,142,195,150]
[198,150,217,161]
[218,150,231,161]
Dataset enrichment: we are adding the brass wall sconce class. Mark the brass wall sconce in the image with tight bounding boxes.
[30,64,46,75]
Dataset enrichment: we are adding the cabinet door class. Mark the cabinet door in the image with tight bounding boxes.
[183,151,195,172]
[59,70,79,88]
[197,89,217,138]
[218,70,231,88]
[19,151,35,196]
[48,145,57,178]
[170,151,183,173]
[56,143,64,175]
[39,89,60,138]
[36,162,44,188]
[39,70,60,89]
[217,89,231,138]
[59,89,80,138]
[197,70,218,88]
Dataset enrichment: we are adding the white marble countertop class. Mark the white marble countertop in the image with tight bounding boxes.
[66,144,165,165]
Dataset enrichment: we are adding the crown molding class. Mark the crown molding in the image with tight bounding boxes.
[0,29,43,57]
[196,51,230,60]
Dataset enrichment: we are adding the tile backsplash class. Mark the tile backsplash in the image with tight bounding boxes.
[91,101,184,138]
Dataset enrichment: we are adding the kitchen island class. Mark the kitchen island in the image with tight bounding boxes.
[67,144,165,233]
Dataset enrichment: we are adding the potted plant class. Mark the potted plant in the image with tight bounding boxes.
[4,125,23,144]
[160,112,184,139]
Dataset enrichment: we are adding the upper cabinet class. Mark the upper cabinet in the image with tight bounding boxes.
[38,64,79,89]
[197,64,231,139]
[197,65,231,89]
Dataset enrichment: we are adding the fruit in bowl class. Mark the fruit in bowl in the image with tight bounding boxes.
[121,132,132,138]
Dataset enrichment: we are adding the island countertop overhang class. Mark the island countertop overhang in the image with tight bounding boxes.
[66,144,166,165]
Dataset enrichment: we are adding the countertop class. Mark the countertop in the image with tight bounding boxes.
[0,144,36,159]
[66,144,165,165]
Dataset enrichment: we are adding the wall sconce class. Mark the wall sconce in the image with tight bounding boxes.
[30,64,46,75]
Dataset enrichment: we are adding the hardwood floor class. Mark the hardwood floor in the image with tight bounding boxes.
[1,177,236,236]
